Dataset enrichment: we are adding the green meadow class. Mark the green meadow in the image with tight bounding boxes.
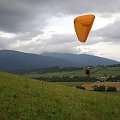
[0,72,120,120]
[54,82,91,87]
[26,66,120,79]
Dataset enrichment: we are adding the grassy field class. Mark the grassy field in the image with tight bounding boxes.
[25,70,85,78]
[41,70,85,77]
[0,72,120,120]
[54,82,92,87]
[92,67,120,77]
[25,66,120,79]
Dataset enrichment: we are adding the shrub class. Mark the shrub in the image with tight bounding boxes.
[76,85,86,90]
[106,86,117,92]
[93,85,106,91]
[92,85,98,89]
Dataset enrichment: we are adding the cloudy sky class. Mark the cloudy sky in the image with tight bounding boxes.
[0,0,120,61]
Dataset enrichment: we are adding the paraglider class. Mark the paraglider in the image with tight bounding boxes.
[74,14,95,42]
[85,67,91,76]
[74,14,95,76]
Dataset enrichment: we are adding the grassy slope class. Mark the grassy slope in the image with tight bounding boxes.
[36,67,120,77]
[0,72,120,120]
[92,67,120,77]
[54,82,91,87]
[26,66,120,78]
[42,70,85,77]
[25,70,85,78]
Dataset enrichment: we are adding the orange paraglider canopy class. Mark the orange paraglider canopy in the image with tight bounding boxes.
[74,14,95,42]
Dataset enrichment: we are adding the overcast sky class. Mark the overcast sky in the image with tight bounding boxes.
[0,0,120,61]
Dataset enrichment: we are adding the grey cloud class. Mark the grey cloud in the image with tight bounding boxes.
[36,34,81,53]
[15,31,44,41]
[0,33,78,54]
[48,0,120,15]
[92,20,120,43]
[0,0,120,34]
[0,0,53,33]
[44,34,75,44]
[0,0,120,53]
[0,37,13,49]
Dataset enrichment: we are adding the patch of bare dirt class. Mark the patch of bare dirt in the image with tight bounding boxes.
[83,82,120,91]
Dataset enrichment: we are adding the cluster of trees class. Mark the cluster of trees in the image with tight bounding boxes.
[75,85,117,92]
[34,76,97,82]
[76,85,86,90]
[32,74,120,82]
[8,66,84,74]
[28,66,83,74]
[107,64,120,67]
[93,85,117,92]
[107,75,120,82]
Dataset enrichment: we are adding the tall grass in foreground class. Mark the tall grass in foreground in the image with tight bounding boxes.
[0,72,120,120]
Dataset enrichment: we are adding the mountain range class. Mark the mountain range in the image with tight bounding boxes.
[0,50,119,71]
[42,52,120,66]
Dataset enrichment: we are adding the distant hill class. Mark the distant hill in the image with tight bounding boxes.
[42,52,119,66]
[0,50,78,71]
[0,50,119,71]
